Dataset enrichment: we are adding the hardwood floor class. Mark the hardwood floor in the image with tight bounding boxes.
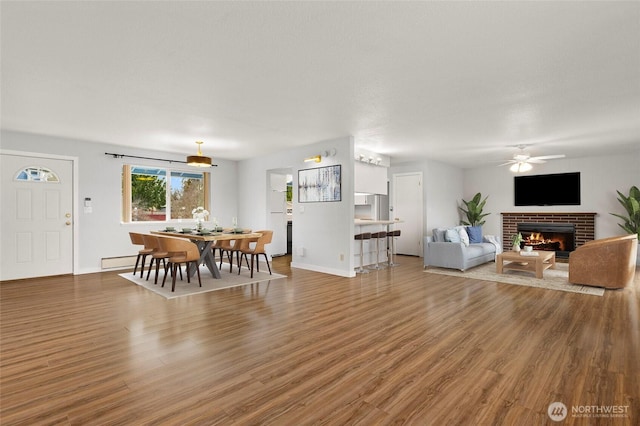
[1,256,638,425]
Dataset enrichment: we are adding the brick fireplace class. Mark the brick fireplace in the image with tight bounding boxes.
[501,212,597,257]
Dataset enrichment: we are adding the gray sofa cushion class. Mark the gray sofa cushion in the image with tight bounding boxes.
[465,242,495,259]
[424,237,499,272]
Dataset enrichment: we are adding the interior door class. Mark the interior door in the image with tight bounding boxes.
[392,172,423,256]
[1,154,74,280]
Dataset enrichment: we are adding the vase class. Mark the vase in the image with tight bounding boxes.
[512,244,521,252]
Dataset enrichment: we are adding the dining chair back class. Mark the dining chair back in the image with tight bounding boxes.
[238,230,273,278]
[157,236,202,292]
[141,234,171,284]
[129,232,154,277]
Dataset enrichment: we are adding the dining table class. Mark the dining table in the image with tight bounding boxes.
[150,229,261,279]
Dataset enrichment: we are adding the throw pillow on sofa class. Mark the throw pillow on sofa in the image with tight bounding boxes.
[445,228,461,243]
[458,227,470,246]
[432,228,447,242]
[467,225,483,244]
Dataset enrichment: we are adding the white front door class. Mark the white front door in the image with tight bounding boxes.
[1,154,74,280]
[392,172,423,256]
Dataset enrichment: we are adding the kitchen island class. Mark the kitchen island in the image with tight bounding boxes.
[354,219,403,269]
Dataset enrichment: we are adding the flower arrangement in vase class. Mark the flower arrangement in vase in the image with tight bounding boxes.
[192,207,209,231]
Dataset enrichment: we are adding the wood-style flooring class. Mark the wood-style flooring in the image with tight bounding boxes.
[1,256,638,425]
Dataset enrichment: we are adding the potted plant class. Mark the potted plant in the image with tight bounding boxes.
[610,185,640,265]
[459,192,490,227]
[610,185,640,238]
[511,232,523,252]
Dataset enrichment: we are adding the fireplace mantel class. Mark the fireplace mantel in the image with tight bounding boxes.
[501,212,597,249]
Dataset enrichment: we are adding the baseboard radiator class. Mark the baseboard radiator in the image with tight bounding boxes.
[101,255,137,270]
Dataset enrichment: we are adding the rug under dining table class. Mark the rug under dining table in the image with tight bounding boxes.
[119,265,287,299]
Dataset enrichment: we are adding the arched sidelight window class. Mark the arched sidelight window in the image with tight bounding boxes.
[14,166,60,183]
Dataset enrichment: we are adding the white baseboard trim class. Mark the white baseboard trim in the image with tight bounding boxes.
[290,262,356,278]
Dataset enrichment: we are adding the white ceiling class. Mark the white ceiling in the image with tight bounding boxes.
[2,1,639,168]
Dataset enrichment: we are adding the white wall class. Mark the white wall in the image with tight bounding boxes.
[237,136,356,277]
[463,151,640,239]
[389,158,464,237]
[0,130,238,274]
[3,128,635,275]
[389,150,639,244]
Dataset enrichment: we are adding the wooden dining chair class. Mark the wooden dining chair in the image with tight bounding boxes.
[141,234,172,285]
[129,232,154,277]
[237,230,273,278]
[213,239,238,273]
[157,237,202,292]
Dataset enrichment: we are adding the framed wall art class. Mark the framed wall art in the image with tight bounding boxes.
[298,164,341,203]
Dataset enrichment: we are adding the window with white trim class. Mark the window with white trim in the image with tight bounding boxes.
[121,165,209,222]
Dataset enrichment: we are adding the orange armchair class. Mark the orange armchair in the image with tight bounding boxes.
[569,234,637,289]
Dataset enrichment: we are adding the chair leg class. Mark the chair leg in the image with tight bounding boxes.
[261,253,272,275]
[162,262,170,287]
[146,258,153,281]
[133,254,141,275]
[228,250,234,272]
[154,259,163,284]
[140,254,148,277]
[171,264,179,292]
[238,253,251,275]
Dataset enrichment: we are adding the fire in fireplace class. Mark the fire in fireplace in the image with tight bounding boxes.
[517,223,576,258]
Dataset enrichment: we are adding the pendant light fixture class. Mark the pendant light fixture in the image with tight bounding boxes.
[187,141,212,167]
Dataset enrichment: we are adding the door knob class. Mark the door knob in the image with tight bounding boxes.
[66,221,71,226]
[65,213,71,218]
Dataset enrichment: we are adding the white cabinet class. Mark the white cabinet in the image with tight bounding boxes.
[354,162,387,195]
[354,194,367,205]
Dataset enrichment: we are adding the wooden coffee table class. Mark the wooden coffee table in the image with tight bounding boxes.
[496,251,556,279]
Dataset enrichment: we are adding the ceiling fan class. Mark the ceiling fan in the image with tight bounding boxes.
[499,145,566,172]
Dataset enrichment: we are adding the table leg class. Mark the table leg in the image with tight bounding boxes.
[535,258,543,279]
[496,254,503,274]
[550,253,556,269]
[192,241,221,279]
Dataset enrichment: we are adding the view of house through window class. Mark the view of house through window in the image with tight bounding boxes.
[122,165,209,222]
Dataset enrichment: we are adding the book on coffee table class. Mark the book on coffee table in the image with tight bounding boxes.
[519,251,540,257]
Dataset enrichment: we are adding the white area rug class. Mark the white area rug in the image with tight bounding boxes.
[119,265,286,299]
[424,262,605,296]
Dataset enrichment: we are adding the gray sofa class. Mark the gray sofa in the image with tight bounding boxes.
[423,226,500,271]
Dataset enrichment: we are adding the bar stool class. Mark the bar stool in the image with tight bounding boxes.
[369,231,388,270]
[354,232,371,274]
[387,229,401,267]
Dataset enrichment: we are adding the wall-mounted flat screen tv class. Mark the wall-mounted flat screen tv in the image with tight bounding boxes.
[514,172,581,206]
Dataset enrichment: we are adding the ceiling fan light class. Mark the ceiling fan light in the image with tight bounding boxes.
[510,162,532,173]
[187,141,212,167]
